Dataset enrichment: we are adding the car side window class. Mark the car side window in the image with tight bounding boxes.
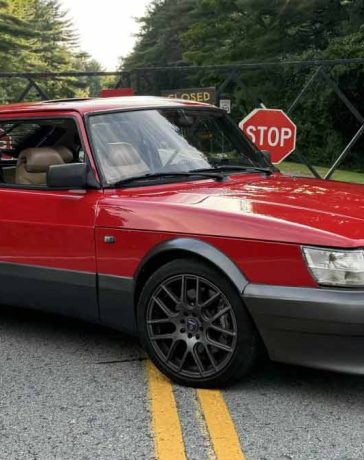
[0,118,86,187]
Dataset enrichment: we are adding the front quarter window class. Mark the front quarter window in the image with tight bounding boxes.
[88,108,267,186]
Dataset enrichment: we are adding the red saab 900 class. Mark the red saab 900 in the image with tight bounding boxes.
[0,96,363,387]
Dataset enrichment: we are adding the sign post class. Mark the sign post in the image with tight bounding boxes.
[239,109,297,164]
[219,99,231,113]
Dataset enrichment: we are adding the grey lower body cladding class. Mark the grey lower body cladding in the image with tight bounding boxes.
[0,262,136,334]
[244,284,364,374]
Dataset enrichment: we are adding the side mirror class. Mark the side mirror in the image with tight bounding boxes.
[47,163,88,189]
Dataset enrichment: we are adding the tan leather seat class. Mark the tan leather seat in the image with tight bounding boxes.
[54,146,73,163]
[100,142,150,183]
[15,147,65,185]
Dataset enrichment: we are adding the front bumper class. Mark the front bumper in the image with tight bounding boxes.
[243,284,364,374]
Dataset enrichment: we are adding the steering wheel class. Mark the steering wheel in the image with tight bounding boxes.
[163,149,182,169]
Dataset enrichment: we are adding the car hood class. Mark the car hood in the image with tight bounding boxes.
[98,173,364,247]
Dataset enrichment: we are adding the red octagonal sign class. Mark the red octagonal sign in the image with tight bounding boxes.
[239,109,297,164]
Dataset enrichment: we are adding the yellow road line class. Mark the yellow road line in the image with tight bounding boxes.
[197,389,247,460]
[146,361,186,460]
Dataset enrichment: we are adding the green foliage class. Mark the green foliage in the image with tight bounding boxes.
[123,0,196,69]
[0,0,37,56]
[0,0,103,103]
[123,0,364,169]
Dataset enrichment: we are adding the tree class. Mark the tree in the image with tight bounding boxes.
[0,0,103,103]
[122,0,196,69]
[0,0,36,62]
[122,0,364,169]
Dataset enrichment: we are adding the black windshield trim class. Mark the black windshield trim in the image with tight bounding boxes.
[191,165,273,175]
[108,171,226,188]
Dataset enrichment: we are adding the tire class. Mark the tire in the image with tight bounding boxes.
[137,258,258,388]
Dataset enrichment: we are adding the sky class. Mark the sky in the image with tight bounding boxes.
[61,0,153,70]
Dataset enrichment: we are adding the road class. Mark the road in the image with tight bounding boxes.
[0,306,363,460]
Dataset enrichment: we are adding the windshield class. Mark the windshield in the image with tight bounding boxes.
[88,108,268,185]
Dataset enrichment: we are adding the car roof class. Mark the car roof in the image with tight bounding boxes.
[0,96,214,116]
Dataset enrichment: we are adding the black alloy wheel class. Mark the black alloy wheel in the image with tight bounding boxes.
[138,259,258,387]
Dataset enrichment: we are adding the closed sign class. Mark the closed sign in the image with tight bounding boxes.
[161,87,216,104]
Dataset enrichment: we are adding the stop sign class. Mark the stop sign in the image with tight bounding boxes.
[239,109,297,164]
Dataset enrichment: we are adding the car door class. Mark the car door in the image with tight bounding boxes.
[0,114,101,322]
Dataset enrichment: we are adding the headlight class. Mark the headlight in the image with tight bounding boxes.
[302,247,364,287]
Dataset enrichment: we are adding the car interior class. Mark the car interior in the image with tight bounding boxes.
[90,120,151,183]
[0,118,85,187]
[88,109,226,184]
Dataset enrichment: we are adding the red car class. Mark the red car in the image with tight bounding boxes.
[0,96,363,387]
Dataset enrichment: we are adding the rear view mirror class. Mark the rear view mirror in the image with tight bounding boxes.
[178,115,195,127]
[47,163,88,189]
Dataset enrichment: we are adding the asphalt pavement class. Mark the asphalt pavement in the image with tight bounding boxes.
[0,305,363,460]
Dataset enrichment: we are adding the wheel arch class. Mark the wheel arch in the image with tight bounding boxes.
[134,238,248,306]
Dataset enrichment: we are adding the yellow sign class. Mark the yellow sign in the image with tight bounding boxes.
[161,87,216,104]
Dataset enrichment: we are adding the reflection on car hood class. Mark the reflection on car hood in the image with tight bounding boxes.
[98,173,364,247]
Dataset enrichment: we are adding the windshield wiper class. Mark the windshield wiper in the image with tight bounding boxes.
[191,165,273,176]
[111,171,226,187]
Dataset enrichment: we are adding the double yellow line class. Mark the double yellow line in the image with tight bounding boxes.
[147,361,246,460]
